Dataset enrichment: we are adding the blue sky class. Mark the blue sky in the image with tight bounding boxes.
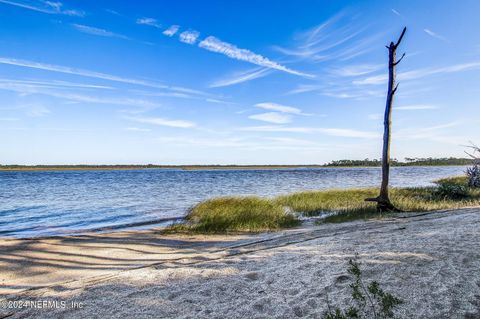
[1,0,479,165]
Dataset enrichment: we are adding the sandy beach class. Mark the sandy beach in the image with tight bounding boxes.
[1,208,479,318]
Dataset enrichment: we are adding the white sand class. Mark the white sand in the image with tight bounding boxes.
[2,208,480,319]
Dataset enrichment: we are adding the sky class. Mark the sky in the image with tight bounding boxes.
[1,0,479,165]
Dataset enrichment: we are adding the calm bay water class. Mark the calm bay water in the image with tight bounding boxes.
[0,166,467,238]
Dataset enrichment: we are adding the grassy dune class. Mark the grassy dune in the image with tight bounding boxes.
[166,176,480,233]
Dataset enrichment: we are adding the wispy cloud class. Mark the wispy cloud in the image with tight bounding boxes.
[329,64,383,77]
[368,113,382,120]
[209,67,272,88]
[0,80,162,108]
[240,125,379,138]
[396,121,461,143]
[0,102,51,117]
[396,104,438,111]
[0,0,84,16]
[198,36,313,78]
[124,127,151,132]
[391,9,402,17]
[286,84,324,95]
[72,24,130,40]
[154,136,327,151]
[248,112,291,124]
[0,78,113,90]
[126,116,195,128]
[179,30,200,45]
[354,61,480,85]
[23,104,51,117]
[163,25,179,37]
[105,9,121,16]
[274,11,383,63]
[158,22,312,78]
[0,57,208,96]
[321,88,384,100]
[424,29,448,42]
[136,17,161,28]
[254,102,303,115]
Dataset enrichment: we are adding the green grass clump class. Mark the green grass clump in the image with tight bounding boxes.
[275,176,480,224]
[435,176,468,186]
[167,196,300,233]
[275,188,378,217]
[166,176,480,233]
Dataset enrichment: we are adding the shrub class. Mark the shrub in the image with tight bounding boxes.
[433,183,469,200]
[467,164,480,188]
[466,143,480,188]
[322,255,403,319]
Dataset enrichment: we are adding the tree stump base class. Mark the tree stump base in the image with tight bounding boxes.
[365,197,403,213]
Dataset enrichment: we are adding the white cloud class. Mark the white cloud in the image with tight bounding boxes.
[198,36,314,78]
[179,30,200,44]
[396,121,461,142]
[124,127,151,132]
[330,64,383,77]
[424,29,448,42]
[254,102,303,115]
[317,128,380,138]
[368,113,382,120]
[126,116,195,128]
[0,80,161,108]
[391,9,402,17]
[0,0,84,16]
[154,136,327,151]
[248,112,291,124]
[209,67,272,88]
[354,61,480,85]
[240,125,379,138]
[0,78,113,90]
[274,12,382,63]
[396,104,438,111]
[72,24,130,40]
[0,57,207,96]
[136,17,161,28]
[263,137,316,146]
[156,136,247,148]
[25,104,50,117]
[287,84,324,95]
[163,25,179,37]
[105,9,121,16]
[352,74,387,85]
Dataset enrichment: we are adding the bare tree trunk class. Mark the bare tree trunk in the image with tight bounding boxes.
[366,27,406,212]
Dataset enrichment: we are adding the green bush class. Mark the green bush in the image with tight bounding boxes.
[433,183,470,200]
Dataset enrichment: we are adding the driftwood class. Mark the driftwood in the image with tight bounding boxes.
[365,27,407,212]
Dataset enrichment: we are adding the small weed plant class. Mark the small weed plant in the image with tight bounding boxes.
[322,256,403,319]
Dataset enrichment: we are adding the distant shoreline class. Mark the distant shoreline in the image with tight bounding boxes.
[0,163,472,172]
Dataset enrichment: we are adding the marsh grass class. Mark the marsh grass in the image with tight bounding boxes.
[166,176,480,232]
[166,196,300,233]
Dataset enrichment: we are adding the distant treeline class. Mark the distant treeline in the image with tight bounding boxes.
[324,157,473,167]
[0,164,181,171]
[0,158,473,171]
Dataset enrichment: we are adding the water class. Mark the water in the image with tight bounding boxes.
[0,166,467,238]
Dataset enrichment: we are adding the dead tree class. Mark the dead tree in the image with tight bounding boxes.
[366,27,406,212]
